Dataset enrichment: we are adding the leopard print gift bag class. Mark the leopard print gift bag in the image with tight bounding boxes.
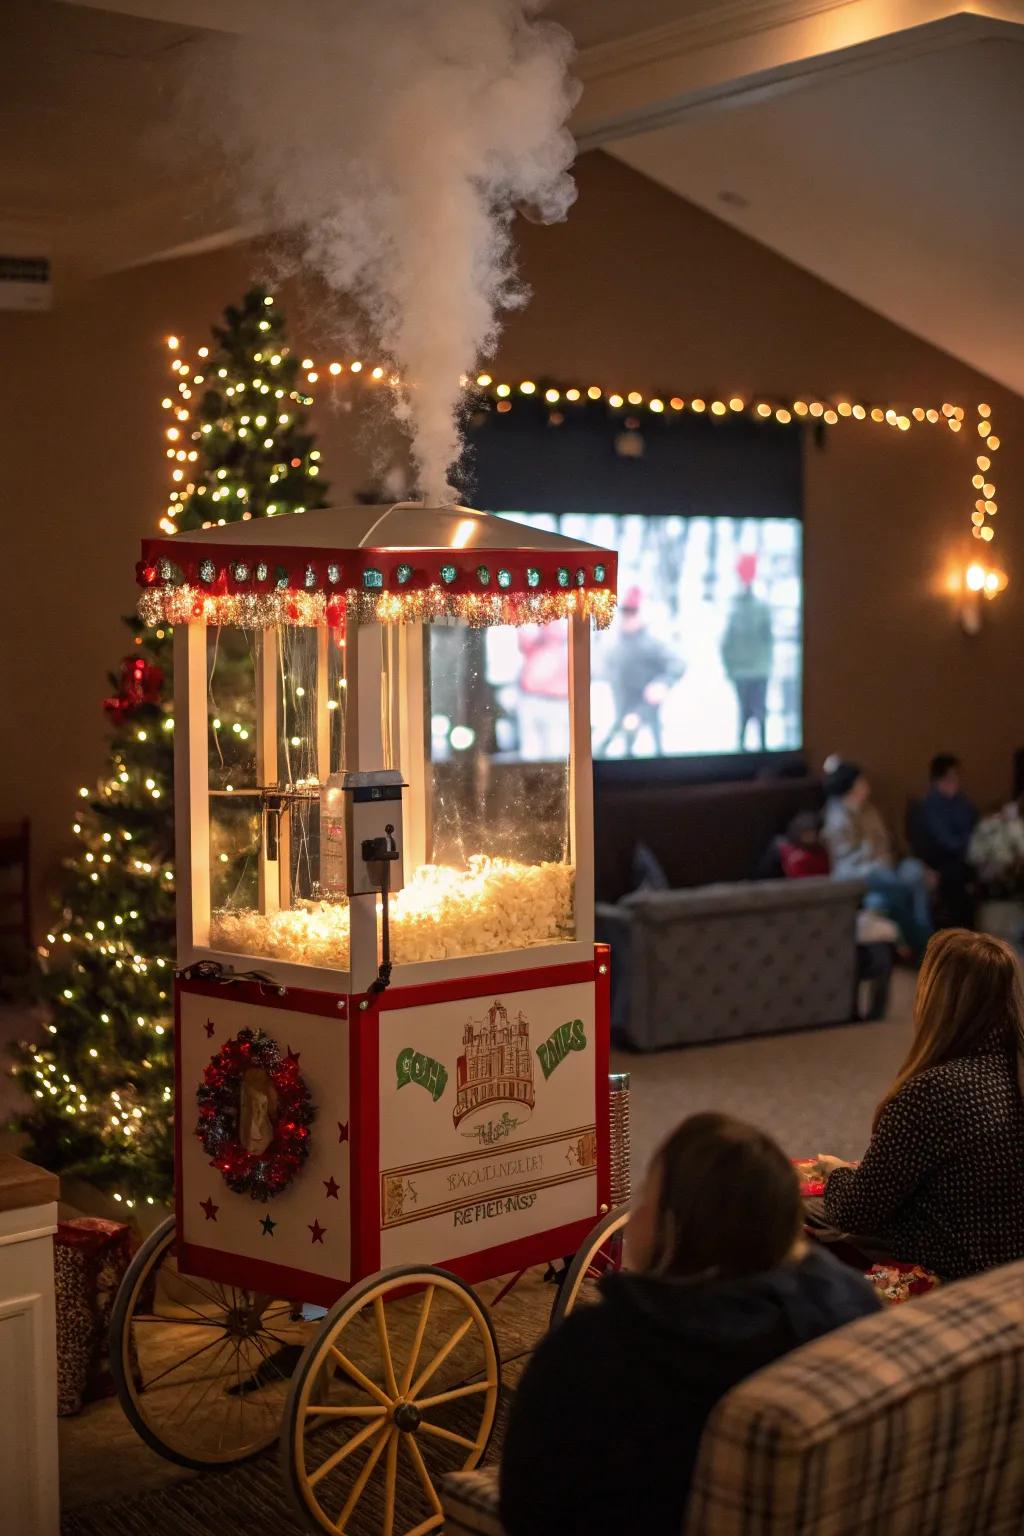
[54,1217,136,1415]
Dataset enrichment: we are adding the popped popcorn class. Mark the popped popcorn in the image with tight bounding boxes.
[210,856,575,969]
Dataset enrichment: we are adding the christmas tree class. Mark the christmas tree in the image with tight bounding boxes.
[13,288,326,1212]
[164,288,326,534]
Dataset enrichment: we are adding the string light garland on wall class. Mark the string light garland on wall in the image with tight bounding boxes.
[188,349,997,547]
[160,327,1005,549]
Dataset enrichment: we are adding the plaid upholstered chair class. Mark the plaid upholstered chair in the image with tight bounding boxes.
[442,1258,1024,1535]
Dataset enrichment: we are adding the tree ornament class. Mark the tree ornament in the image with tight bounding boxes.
[103,657,165,724]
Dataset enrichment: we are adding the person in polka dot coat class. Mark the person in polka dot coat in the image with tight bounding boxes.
[818,929,1024,1281]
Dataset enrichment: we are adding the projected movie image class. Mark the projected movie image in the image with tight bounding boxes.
[488,513,802,761]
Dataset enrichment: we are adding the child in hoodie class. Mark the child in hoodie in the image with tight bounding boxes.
[500,1113,878,1536]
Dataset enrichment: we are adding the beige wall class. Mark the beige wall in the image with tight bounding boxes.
[2,150,1021,924]
[503,155,1023,819]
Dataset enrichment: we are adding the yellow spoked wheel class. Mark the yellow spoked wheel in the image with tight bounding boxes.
[283,1265,500,1536]
[550,1204,630,1327]
[110,1215,314,1468]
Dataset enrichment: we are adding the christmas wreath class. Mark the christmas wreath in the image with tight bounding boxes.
[196,1028,315,1200]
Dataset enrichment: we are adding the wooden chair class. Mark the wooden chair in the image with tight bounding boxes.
[0,819,32,962]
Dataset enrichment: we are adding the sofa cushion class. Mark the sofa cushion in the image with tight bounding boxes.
[443,1464,503,1536]
[631,839,671,893]
[619,879,864,1048]
[685,1258,1024,1534]
[595,776,824,901]
[620,876,864,920]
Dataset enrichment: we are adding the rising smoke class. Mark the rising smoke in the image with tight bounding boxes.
[198,0,579,502]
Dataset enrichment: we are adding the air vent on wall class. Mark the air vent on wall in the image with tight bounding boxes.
[0,253,52,311]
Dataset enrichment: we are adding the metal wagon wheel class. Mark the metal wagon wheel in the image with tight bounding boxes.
[110,1214,313,1468]
[283,1265,500,1536]
[549,1204,630,1328]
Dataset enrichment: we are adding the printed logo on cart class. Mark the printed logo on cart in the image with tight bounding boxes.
[536,1018,587,1080]
[453,1191,538,1227]
[396,1048,448,1102]
[453,999,536,1137]
[380,1127,596,1230]
[467,1110,521,1146]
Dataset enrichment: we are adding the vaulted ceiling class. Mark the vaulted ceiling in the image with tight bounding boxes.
[5,1,1024,393]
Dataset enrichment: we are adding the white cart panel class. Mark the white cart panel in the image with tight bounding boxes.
[377,980,598,1268]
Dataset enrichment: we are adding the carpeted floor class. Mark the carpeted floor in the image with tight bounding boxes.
[61,1271,543,1535]
[52,973,916,1529]
[616,968,916,1179]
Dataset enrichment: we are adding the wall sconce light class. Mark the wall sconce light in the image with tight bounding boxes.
[960,561,1008,635]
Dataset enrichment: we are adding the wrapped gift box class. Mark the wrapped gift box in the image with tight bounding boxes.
[54,1216,135,1416]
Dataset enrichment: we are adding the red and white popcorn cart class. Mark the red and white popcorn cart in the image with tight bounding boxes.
[111,502,629,1534]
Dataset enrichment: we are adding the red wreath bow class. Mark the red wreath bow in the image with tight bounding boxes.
[103,656,165,723]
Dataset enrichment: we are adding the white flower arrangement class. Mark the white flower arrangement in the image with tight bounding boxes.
[969,803,1024,897]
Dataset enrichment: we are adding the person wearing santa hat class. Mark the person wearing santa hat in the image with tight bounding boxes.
[721,553,775,752]
[597,585,682,758]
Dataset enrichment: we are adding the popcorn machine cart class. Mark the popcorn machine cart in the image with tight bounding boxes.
[111,502,628,1535]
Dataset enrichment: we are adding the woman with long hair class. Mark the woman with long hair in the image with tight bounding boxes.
[500,1113,877,1536]
[819,929,1024,1279]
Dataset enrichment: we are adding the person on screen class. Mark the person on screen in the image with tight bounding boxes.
[597,586,682,758]
[516,623,569,760]
[721,553,775,752]
[823,759,934,957]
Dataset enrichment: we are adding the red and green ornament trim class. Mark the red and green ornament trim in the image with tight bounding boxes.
[137,542,617,629]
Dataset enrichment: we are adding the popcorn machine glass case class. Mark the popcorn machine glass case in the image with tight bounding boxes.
[137,502,617,1306]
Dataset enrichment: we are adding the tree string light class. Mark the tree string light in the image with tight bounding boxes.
[13,289,323,1211]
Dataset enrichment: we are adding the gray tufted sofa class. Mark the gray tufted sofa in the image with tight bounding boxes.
[596,876,865,1051]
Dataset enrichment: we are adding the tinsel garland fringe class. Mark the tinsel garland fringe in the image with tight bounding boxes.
[139,584,617,629]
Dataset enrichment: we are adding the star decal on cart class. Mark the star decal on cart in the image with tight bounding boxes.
[260,1214,276,1236]
[338,1121,350,1144]
[323,1176,340,1199]
[309,1218,326,1244]
[204,1019,216,1038]
[200,1196,219,1221]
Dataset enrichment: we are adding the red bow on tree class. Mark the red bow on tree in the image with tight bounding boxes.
[103,657,164,723]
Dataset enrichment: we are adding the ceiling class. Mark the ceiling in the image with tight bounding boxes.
[5,1,1024,395]
[611,27,1024,397]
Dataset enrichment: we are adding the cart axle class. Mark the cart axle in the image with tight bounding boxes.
[391,1400,423,1433]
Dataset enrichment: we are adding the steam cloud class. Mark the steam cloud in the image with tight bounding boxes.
[201,0,579,501]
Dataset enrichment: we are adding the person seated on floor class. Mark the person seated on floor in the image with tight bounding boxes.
[910,753,978,928]
[500,1113,878,1536]
[779,810,830,878]
[822,758,935,957]
[814,929,1024,1281]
